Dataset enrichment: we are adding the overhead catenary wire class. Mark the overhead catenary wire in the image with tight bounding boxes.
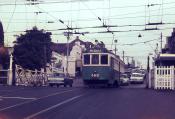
[5,0,17,32]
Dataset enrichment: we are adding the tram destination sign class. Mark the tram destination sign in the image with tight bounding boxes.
[89,49,102,53]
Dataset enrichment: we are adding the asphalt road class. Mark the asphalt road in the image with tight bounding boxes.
[0,85,175,119]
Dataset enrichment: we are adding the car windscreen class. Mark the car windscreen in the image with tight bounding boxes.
[121,75,127,78]
[132,74,142,77]
[92,54,99,64]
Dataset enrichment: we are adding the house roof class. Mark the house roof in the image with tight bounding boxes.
[51,36,94,55]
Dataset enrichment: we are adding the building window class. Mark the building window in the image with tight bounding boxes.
[92,54,99,64]
[84,55,90,64]
[101,55,108,64]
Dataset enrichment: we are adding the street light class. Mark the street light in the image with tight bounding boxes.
[138,33,142,38]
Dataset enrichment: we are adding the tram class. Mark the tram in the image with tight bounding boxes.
[82,45,125,87]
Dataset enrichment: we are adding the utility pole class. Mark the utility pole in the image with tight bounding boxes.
[160,32,162,53]
[66,31,70,77]
[64,30,72,77]
[122,51,125,63]
[147,55,150,73]
[43,44,47,73]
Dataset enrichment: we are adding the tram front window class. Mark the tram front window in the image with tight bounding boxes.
[101,55,108,64]
[84,55,90,64]
[92,54,99,64]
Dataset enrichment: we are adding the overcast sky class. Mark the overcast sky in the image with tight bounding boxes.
[1,0,175,68]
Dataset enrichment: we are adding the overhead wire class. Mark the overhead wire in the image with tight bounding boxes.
[5,0,17,32]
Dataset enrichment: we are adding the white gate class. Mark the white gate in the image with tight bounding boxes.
[0,69,9,84]
[15,65,48,86]
[154,66,175,90]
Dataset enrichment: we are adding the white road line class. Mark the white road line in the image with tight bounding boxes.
[0,96,37,100]
[0,89,76,111]
[24,94,84,119]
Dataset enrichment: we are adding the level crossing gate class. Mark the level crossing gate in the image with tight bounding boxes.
[15,65,48,86]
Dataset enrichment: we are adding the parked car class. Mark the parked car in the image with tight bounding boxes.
[130,73,144,84]
[47,73,73,87]
[120,74,129,85]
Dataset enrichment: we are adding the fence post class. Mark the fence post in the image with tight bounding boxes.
[7,54,13,85]
[172,66,174,90]
[154,66,157,89]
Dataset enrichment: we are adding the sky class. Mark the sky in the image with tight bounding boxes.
[1,0,175,68]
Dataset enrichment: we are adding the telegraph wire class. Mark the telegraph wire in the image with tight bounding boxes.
[0,0,174,8]
[0,3,175,18]
[5,0,17,32]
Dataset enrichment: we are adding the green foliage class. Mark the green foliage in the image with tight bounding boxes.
[0,47,9,69]
[0,21,4,45]
[13,26,52,70]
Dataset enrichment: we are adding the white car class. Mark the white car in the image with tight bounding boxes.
[47,73,73,87]
[130,73,144,84]
[120,74,129,85]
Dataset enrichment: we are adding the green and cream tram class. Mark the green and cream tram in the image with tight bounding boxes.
[82,49,125,87]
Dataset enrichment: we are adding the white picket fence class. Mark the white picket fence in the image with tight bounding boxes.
[154,66,175,90]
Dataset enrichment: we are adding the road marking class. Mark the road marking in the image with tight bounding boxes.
[24,94,84,119]
[0,89,76,111]
[0,96,37,100]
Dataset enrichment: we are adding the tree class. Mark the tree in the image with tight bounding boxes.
[13,27,52,70]
[0,46,9,69]
[0,21,9,69]
[0,21,4,46]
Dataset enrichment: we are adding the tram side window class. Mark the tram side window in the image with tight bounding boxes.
[110,57,114,68]
[92,54,99,64]
[84,55,90,64]
[101,55,108,64]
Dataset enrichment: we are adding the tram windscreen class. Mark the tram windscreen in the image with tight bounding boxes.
[92,54,99,64]
[84,55,90,64]
[101,55,108,64]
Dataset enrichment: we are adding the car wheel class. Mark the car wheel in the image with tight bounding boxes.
[57,84,59,87]
[64,84,67,87]
[69,84,72,87]
[49,84,53,87]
